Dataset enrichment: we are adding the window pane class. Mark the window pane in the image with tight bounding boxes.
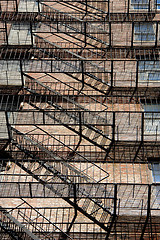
[139,61,160,82]
[131,0,149,9]
[157,0,160,9]
[134,23,155,41]
[144,104,160,133]
[152,163,160,182]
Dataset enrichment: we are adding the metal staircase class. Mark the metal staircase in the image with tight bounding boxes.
[0,205,40,240]
[23,58,111,95]
[23,74,113,151]
[10,126,115,234]
[7,199,73,240]
[40,0,108,21]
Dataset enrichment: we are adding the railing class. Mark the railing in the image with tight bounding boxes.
[1,0,159,15]
[1,182,160,213]
[40,0,108,18]
[1,108,160,149]
[11,126,110,182]
[0,45,159,61]
[4,206,108,238]
[3,110,160,142]
[0,206,39,240]
[7,200,74,240]
[2,20,160,48]
[1,58,160,92]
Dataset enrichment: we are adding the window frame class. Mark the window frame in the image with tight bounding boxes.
[130,0,149,10]
[138,60,160,83]
[143,103,160,134]
[134,22,156,43]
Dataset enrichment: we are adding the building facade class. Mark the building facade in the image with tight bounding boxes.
[0,0,160,239]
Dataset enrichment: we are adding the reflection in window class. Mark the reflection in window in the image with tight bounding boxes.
[134,23,155,42]
[131,0,149,9]
[139,61,160,82]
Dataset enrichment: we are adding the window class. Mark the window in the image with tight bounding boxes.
[0,60,22,86]
[143,104,160,133]
[152,162,160,183]
[139,61,160,83]
[156,0,160,9]
[134,23,155,42]
[131,0,149,9]
[149,160,160,202]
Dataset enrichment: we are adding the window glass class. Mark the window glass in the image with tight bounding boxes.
[157,0,160,9]
[152,163,160,182]
[139,61,160,82]
[131,0,149,9]
[143,104,160,133]
[149,161,160,202]
[134,23,155,41]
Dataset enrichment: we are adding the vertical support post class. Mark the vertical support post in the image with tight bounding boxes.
[141,112,144,142]
[74,111,82,151]
[84,21,87,47]
[15,0,18,12]
[111,60,113,87]
[109,21,111,47]
[85,0,88,15]
[104,112,115,160]
[113,183,117,217]
[108,0,110,20]
[66,184,78,233]
[51,59,53,73]
[155,22,158,48]
[131,21,134,48]
[30,22,33,46]
[148,0,151,12]
[5,111,11,141]
[136,60,139,89]
[20,60,24,88]
[81,60,84,88]
[79,111,82,138]
[105,184,117,239]
[140,185,151,240]
[37,0,40,13]
[112,112,115,142]
[29,182,32,198]
[127,0,130,17]
[5,21,8,46]
[43,111,45,125]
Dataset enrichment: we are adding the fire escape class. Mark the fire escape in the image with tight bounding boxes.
[0,0,160,239]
